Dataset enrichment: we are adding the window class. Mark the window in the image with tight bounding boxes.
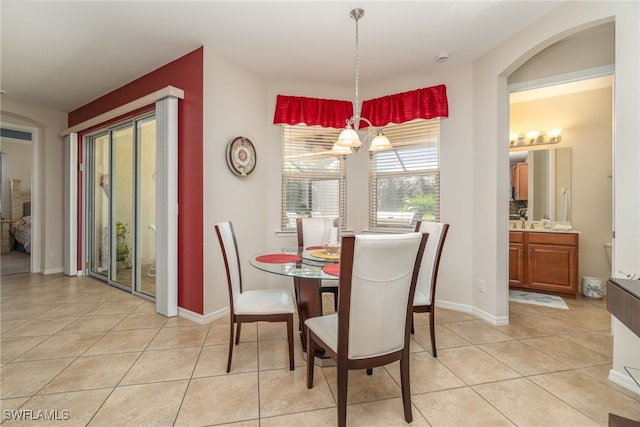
[281,124,346,230]
[369,119,440,229]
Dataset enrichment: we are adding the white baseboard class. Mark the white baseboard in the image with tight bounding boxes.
[43,267,64,275]
[436,299,473,314]
[473,306,509,326]
[436,299,509,326]
[609,368,640,396]
[178,306,228,324]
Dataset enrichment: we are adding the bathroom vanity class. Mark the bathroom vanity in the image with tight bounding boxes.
[509,228,579,298]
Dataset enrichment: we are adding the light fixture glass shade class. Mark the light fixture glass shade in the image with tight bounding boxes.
[331,142,353,155]
[369,131,393,152]
[525,130,540,142]
[547,128,562,137]
[336,126,362,149]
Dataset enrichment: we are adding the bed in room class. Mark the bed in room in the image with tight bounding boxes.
[10,196,31,254]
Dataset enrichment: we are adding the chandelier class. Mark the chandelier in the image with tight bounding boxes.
[332,8,393,155]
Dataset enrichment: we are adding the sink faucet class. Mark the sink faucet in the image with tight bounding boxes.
[521,218,526,229]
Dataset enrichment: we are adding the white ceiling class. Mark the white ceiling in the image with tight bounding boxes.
[1,1,564,112]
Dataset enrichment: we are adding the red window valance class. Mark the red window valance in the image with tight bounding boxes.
[272,95,353,129]
[360,85,449,128]
[273,84,448,129]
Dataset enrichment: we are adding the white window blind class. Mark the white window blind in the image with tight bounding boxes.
[281,124,346,230]
[369,119,440,229]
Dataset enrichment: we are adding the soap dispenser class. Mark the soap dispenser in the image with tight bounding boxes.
[542,215,551,229]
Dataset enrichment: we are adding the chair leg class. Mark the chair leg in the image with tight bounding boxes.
[410,313,415,334]
[235,323,242,345]
[337,361,348,427]
[287,315,294,371]
[400,350,413,423]
[366,368,373,375]
[429,310,437,358]
[306,329,315,388]
[333,288,338,311]
[226,321,235,373]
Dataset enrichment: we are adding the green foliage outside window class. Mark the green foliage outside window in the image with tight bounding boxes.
[401,193,436,221]
[116,221,132,270]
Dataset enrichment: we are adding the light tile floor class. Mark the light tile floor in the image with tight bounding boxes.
[1,273,639,426]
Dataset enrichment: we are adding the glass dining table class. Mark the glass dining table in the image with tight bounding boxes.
[249,246,340,360]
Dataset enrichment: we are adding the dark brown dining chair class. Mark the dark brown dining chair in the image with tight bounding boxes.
[305,232,428,427]
[296,217,340,311]
[215,221,295,372]
[412,220,450,357]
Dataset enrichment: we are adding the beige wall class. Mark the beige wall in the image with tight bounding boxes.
[510,86,613,283]
[202,49,272,315]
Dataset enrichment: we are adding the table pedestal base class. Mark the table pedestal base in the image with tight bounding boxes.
[294,276,333,363]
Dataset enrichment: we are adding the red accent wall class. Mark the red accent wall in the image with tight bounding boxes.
[69,47,204,315]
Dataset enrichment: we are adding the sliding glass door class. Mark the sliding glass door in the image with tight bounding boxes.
[86,113,156,299]
[89,133,110,280]
[136,117,157,296]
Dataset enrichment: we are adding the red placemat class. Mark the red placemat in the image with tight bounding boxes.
[322,264,340,276]
[306,245,324,250]
[255,254,302,263]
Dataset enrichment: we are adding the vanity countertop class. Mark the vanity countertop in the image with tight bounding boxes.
[509,223,581,234]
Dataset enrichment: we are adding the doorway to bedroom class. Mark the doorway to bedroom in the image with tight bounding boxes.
[85,113,156,299]
[0,124,35,276]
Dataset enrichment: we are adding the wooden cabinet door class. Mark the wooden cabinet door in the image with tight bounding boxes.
[513,163,528,201]
[509,243,526,286]
[528,244,577,293]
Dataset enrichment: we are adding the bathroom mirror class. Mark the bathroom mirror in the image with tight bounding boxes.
[509,147,572,222]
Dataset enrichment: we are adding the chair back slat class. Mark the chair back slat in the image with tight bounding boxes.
[215,222,243,307]
[338,232,427,359]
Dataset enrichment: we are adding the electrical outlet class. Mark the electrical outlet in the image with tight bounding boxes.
[478,279,486,293]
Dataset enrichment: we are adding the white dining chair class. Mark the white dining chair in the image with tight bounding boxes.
[296,217,340,311]
[215,221,296,372]
[305,232,428,427]
[412,220,450,357]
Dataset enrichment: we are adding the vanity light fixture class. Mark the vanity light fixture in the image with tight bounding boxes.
[547,128,562,143]
[332,8,393,155]
[509,128,563,147]
[525,130,540,144]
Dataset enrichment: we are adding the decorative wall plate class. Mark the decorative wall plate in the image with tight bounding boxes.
[226,136,256,176]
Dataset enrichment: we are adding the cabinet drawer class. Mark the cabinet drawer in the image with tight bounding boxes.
[509,231,525,243]
[607,280,640,337]
[528,232,577,246]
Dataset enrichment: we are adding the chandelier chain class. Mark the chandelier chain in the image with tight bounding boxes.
[354,14,360,120]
